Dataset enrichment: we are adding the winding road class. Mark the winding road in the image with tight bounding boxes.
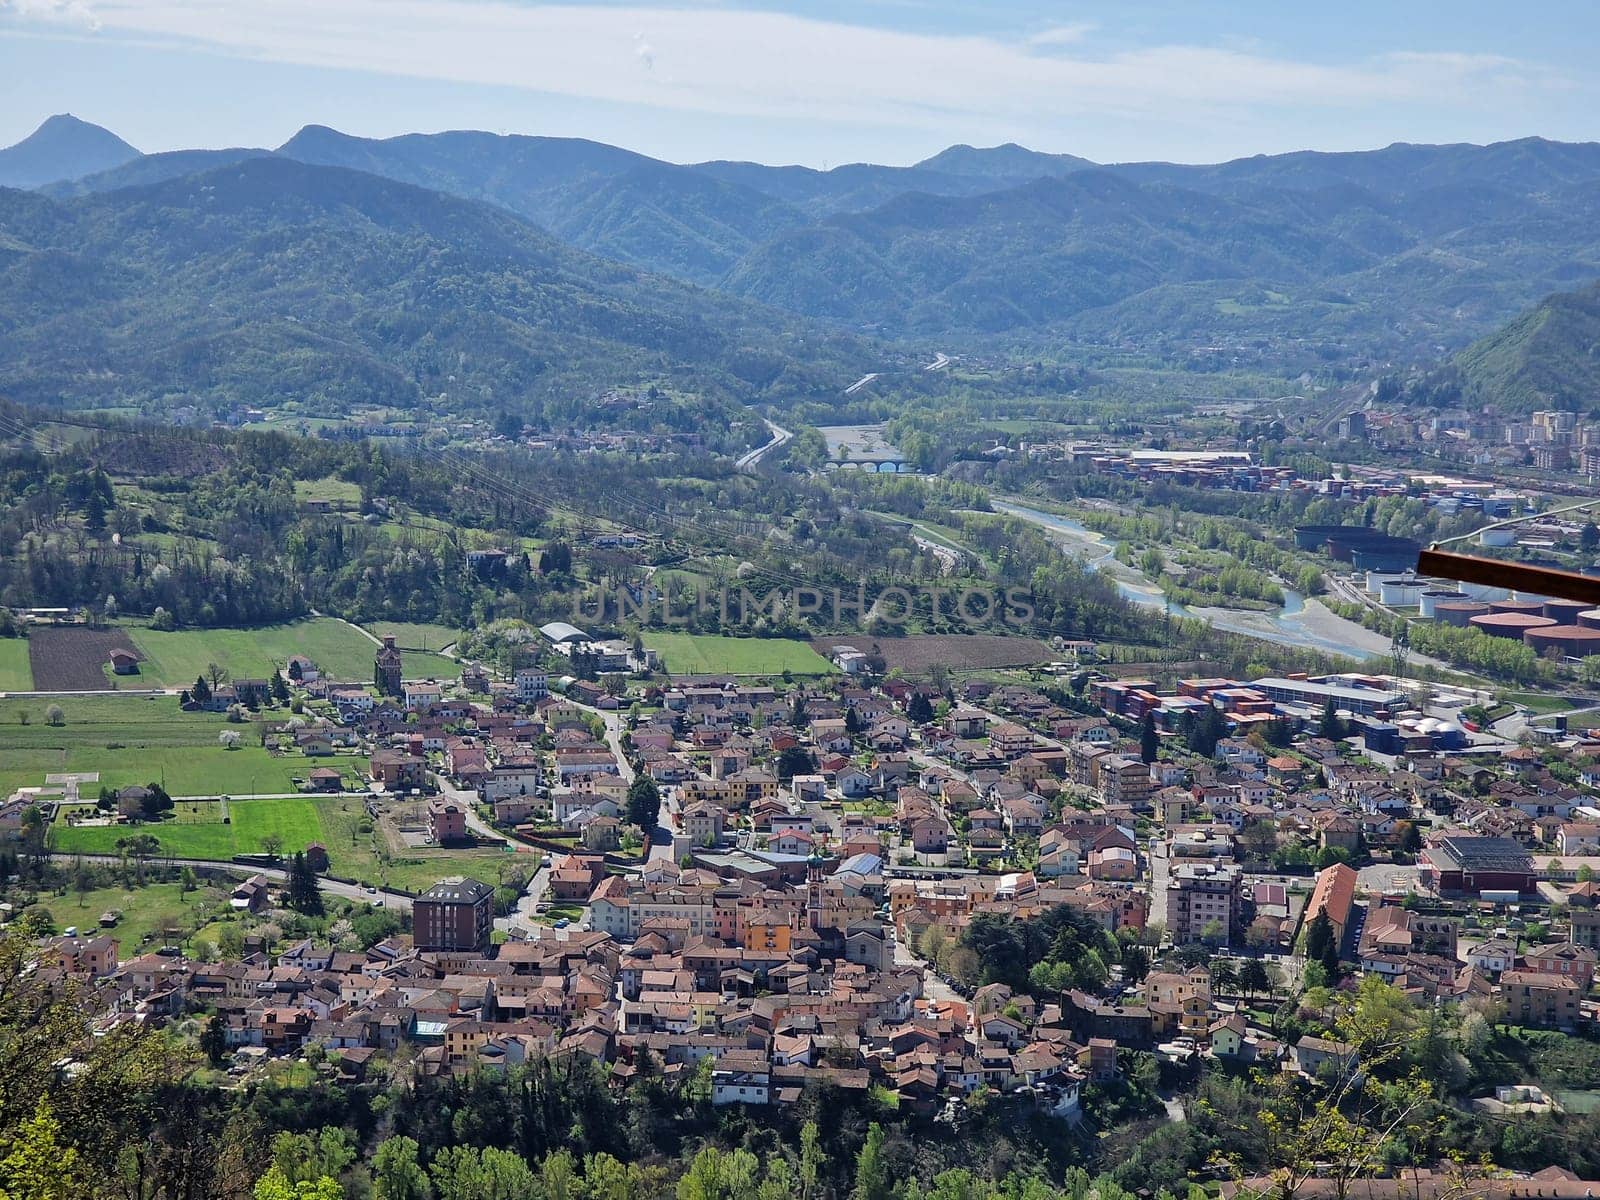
[735,419,792,472]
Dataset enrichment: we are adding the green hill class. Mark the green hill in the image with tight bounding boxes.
[0,157,868,418]
[1455,280,1600,413]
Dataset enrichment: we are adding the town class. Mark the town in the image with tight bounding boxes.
[15,607,1600,1139]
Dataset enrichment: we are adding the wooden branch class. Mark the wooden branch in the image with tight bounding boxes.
[1416,549,1600,605]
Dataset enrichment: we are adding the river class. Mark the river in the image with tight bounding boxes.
[991,499,1391,659]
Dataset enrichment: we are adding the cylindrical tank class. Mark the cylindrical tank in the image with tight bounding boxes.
[1470,612,1557,640]
[1419,590,1467,619]
[1350,540,1422,572]
[1523,625,1600,657]
[1543,598,1591,624]
[1489,599,1545,616]
[1435,600,1490,627]
[1379,578,1426,607]
[1579,609,1600,630]
[1366,570,1409,595]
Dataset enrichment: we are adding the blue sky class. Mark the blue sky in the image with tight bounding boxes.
[1,0,1594,166]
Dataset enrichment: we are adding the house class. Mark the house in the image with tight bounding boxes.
[681,802,726,847]
[404,682,443,711]
[108,647,140,675]
[837,767,873,799]
[306,767,344,794]
[231,874,272,912]
[371,750,426,791]
[428,798,471,846]
[1292,1035,1357,1078]
[1500,970,1582,1030]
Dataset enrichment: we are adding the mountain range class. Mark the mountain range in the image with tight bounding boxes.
[0,156,868,417]
[3,114,1600,414]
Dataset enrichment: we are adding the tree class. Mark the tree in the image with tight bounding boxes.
[200,1014,228,1065]
[219,730,242,749]
[286,852,324,916]
[1122,944,1150,985]
[271,672,291,704]
[627,776,662,832]
[0,1098,85,1200]
[207,662,229,692]
[1319,696,1345,740]
[850,1123,892,1200]
[260,834,284,860]
[775,745,815,781]
[907,692,934,725]
[799,1120,825,1200]
[192,674,212,705]
[373,1137,427,1200]
[1397,821,1423,854]
[1140,711,1159,764]
[44,704,64,727]
[1239,959,1271,999]
[1211,957,1239,996]
[180,865,199,897]
[1584,522,1599,554]
[253,1166,343,1200]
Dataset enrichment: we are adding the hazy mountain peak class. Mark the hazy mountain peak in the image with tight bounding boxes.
[913,142,1096,180]
[0,114,140,189]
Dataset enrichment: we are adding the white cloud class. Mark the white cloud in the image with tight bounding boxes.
[0,0,99,30]
[0,0,1569,152]
[1027,23,1096,49]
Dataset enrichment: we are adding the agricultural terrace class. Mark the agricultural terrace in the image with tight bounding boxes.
[642,633,835,677]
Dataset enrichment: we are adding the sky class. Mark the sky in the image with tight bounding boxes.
[0,0,1595,167]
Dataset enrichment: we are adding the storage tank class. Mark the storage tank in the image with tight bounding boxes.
[1523,625,1600,657]
[1579,609,1600,630]
[1379,577,1426,607]
[1469,612,1557,640]
[1543,598,1591,624]
[1366,570,1409,595]
[1489,599,1546,616]
[1419,589,1467,619]
[1350,539,1423,572]
[1434,600,1490,627]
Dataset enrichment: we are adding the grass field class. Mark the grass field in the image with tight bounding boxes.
[122,618,455,686]
[642,633,835,677]
[364,622,460,652]
[0,638,30,690]
[52,797,328,859]
[49,789,519,893]
[0,694,310,796]
[292,478,362,505]
[49,882,229,955]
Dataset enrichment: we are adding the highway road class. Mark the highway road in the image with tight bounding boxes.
[735,418,792,472]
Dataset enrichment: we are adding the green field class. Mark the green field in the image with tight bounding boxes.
[364,622,460,652]
[292,477,362,505]
[48,882,230,956]
[123,618,455,686]
[642,633,835,676]
[0,638,30,690]
[50,792,518,893]
[0,694,314,796]
[52,797,328,860]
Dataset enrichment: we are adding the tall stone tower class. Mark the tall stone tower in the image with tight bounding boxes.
[374,634,403,697]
